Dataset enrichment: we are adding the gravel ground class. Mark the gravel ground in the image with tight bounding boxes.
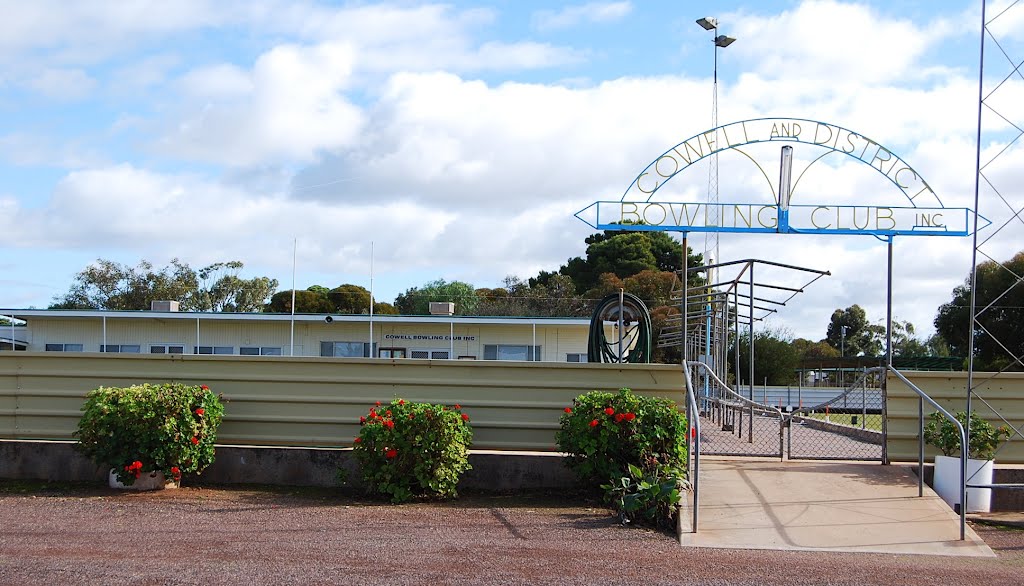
[1,481,1022,586]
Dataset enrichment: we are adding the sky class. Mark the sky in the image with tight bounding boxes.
[1,0,1022,342]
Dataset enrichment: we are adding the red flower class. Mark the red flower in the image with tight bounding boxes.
[170,466,181,478]
[354,437,362,444]
[191,436,199,445]
[200,385,209,391]
[383,420,395,429]
[195,408,204,416]
[454,404,461,410]
[385,448,397,459]
[614,413,625,423]
[604,407,615,416]
[564,407,572,414]
[461,413,470,422]
[359,416,367,424]
[375,401,382,407]
[589,419,599,427]
[624,412,636,421]
[398,399,405,406]
[369,408,377,418]
[386,410,392,416]
[408,413,414,420]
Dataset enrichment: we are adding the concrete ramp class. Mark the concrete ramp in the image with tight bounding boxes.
[680,458,994,557]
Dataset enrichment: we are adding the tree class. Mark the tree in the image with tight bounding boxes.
[825,305,884,357]
[395,279,479,315]
[731,328,800,386]
[792,338,840,361]
[195,262,277,312]
[476,275,589,318]
[934,251,1024,371]
[557,229,703,294]
[50,258,277,312]
[328,284,372,314]
[267,290,333,313]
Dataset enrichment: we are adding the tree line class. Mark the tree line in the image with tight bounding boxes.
[44,238,1023,372]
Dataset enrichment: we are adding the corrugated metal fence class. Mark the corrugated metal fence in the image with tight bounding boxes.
[887,370,1024,464]
[0,353,684,451]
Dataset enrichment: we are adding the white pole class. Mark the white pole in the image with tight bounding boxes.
[374,240,378,358]
[102,315,106,353]
[532,322,537,362]
[450,320,454,359]
[290,238,297,357]
[195,317,200,354]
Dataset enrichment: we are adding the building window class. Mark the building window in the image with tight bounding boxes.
[483,345,541,361]
[194,346,234,355]
[100,345,141,353]
[379,348,407,358]
[150,344,185,354]
[240,346,283,356]
[320,341,375,358]
[566,353,588,363]
[44,343,84,352]
[410,349,449,359]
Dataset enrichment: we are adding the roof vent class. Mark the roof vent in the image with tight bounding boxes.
[151,300,180,312]
[429,302,455,316]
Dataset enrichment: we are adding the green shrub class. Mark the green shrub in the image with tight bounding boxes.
[76,383,224,485]
[352,399,473,503]
[603,463,687,530]
[924,410,1012,460]
[556,388,688,487]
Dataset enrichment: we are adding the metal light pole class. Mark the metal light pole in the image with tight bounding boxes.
[696,17,736,275]
[840,325,849,388]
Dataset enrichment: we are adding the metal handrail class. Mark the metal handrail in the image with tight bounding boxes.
[785,367,884,422]
[888,365,966,541]
[680,359,701,538]
[690,360,785,419]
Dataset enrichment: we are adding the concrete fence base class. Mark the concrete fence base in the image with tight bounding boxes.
[0,440,579,492]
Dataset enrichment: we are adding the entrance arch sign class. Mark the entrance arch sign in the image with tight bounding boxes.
[575,117,984,237]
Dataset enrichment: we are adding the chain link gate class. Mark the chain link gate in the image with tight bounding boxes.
[691,361,785,458]
[691,363,885,461]
[786,367,886,461]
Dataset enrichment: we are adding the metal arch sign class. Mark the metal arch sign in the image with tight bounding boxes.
[575,117,987,237]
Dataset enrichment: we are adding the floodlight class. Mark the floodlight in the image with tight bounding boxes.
[696,17,718,30]
[714,35,736,48]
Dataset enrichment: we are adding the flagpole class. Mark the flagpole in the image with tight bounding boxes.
[374,241,378,356]
[290,238,297,356]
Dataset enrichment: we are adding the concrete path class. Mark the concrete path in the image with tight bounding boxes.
[680,457,994,557]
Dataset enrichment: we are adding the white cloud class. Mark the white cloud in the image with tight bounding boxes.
[25,68,96,100]
[730,0,956,84]
[533,2,633,32]
[156,42,363,167]
[0,133,105,168]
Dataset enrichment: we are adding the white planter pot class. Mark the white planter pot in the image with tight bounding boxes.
[108,469,180,491]
[932,455,993,513]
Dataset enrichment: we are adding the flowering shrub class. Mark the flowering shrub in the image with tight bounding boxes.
[352,399,473,503]
[75,383,224,486]
[556,388,688,487]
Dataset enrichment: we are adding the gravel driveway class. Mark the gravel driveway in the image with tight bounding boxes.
[1,481,1022,585]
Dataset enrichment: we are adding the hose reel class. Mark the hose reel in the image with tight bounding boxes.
[587,292,652,363]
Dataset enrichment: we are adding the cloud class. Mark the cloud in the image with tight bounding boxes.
[532,2,633,32]
[156,42,363,167]
[25,68,96,100]
[729,0,957,84]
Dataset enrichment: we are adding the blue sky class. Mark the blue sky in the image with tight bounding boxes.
[1,0,1022,341]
